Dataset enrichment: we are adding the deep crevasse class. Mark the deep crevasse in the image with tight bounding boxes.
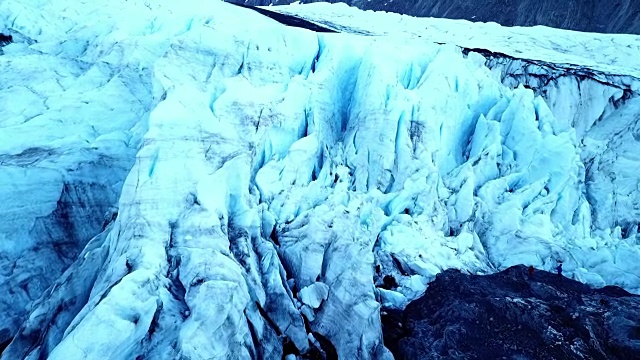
[1,0,640,358]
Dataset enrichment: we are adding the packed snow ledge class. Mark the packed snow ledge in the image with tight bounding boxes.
[1,0,639,358]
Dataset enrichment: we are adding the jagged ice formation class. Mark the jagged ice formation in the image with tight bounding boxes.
[1,0,639,358]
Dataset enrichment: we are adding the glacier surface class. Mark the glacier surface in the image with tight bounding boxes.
[1,0,640,358]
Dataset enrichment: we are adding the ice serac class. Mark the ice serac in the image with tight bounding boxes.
[1,0,640,359]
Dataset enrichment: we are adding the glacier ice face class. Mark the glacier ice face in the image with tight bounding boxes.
[0,40,156,351]
[1,0,640,358]
[268,2,640,73]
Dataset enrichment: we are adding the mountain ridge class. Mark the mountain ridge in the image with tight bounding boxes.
[230,0,640,34]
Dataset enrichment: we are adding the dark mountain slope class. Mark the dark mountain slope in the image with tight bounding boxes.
[383,265,640,360]
[229,0,640,34]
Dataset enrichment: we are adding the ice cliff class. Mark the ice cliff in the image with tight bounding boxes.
[1,0,639,358]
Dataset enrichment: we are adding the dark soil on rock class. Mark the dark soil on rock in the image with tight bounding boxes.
[382,265,640,360]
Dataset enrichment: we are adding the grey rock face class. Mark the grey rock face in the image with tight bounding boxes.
[383,265,640,360]
[231,0,640,34]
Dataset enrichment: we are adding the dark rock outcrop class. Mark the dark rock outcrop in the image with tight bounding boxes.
[229,0,640,34]
[383,265,640,360]
[227,2,337,32]
[0,34,12,47]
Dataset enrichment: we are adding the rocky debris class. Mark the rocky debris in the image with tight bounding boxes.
[384,265,640,360]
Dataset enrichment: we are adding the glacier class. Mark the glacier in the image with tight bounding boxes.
[1,0,640,358]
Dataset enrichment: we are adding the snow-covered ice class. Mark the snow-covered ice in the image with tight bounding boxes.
[1,0,640,358]
[266,2,640,80]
